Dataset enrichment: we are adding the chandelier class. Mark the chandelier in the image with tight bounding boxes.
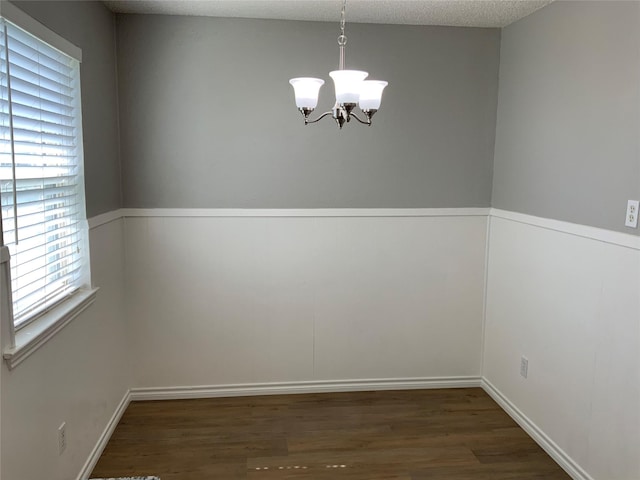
[289,0,388,129]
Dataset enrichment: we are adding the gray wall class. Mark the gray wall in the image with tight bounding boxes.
[116,15,500,208]
[12,0,121,217]
[492,0,640,234]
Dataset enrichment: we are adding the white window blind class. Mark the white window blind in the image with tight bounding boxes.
[0,18,89,328]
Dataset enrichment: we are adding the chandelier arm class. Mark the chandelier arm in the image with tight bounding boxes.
[348,112,371,126]
[304,111,334,124]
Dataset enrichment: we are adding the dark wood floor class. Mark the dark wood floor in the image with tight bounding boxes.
[91,388,570,480]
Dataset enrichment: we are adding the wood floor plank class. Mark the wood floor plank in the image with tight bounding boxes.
[90,388,570,480]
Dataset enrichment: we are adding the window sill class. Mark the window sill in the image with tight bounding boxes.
[3,288,99,370]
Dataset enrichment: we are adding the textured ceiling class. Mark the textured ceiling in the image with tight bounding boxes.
[102,0,553,28]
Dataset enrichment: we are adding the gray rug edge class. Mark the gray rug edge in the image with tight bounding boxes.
[89,477,160,480]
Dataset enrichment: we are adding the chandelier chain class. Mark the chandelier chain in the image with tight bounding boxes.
[337,0,347,69]
[338,0,347,46]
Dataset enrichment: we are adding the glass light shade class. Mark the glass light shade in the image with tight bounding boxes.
[359,80,388,111]
[289,77,325,109]
[329,70,368,104]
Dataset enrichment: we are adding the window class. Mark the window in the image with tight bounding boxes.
[0,11,90,331]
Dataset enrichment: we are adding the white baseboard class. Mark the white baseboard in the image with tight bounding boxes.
[76,389,132,480]
[129,376,481,401]
[481,378,594,480]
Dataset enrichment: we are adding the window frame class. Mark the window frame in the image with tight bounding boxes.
[0,0,96,370]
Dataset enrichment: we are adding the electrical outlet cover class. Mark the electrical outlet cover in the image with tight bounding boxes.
[626,200,639,228]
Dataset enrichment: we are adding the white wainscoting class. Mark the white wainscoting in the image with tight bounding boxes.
[123,211,488,388]
[483,214,640,480]
[1,218,132,480]
[65,207,639,480]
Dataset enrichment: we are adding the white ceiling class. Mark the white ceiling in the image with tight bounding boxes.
[102,0,554,28]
